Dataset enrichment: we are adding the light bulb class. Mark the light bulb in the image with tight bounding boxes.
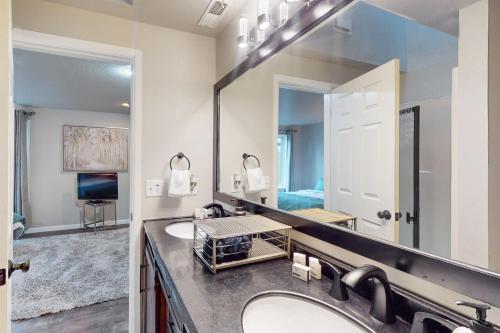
[238,36,248,48]
[257,29,266,44]
[258,0,270,30]
[283,29,297,41]
[237,16,249,48]
[279,2,289,25]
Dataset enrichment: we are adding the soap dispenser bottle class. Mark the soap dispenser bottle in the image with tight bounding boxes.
[456,301,494,333]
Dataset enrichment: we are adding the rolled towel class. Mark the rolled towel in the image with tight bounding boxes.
[245,167,266,193]
[168,169,191,197]
[202,235,253,264]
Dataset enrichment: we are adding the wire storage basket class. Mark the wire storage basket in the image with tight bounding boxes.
[193,215,292,273]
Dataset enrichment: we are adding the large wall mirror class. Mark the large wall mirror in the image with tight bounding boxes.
[216,0,500,296]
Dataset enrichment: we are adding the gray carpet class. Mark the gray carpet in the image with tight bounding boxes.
[12,228,129,320]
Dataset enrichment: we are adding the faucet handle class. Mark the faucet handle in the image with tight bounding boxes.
[318,260,348,301]
[455,301,491,322]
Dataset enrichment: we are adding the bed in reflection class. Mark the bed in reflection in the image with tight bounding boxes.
[277,189,324,211]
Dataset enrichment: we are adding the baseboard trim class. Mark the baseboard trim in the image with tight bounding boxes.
[25,220,129,234]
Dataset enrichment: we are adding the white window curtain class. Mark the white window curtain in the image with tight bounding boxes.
[277,130,292,192]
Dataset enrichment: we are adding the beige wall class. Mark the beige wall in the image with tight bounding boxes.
[13,0,216,220]
[488,0,500,272]
[452,0,490,268]
[27,108,130,230]
[0,0,13,331]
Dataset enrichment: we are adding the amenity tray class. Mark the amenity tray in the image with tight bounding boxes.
[193,215,292,273]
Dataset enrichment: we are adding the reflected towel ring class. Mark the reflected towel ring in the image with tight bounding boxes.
[169,152,191,170]
[242,153,261,170]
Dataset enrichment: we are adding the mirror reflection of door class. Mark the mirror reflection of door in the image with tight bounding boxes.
[330,59,400,242]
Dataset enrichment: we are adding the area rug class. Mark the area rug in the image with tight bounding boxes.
[11,228,129,320]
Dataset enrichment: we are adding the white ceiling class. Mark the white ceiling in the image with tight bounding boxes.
[365,0,480,36]
[279,88,324,127]
[43,0,248,37]
[40,0,480,38]
[14,49,131,113]
[287,1,459,73]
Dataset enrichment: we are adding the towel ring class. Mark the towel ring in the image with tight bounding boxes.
[169,152,191,170]
[242,153,261,170]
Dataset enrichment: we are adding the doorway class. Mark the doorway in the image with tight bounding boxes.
[11,48,131,331]
[7,29,143,333]
[277,87,327,211]
[272,75,336,211]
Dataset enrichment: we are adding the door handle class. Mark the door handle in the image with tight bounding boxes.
[8,259,30,278]
[377,210,392,220]
[406,212,415,224]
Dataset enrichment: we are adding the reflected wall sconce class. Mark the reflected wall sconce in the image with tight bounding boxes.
[238,16,249,48]
[279,1,289,25]
[237,0,312,49]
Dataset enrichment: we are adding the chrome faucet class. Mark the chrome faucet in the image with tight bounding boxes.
[341,265,397,324]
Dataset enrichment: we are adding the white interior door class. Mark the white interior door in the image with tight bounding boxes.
[331,59,400,242]
[0,1,13,332]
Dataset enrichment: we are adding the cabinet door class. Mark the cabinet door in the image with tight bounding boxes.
[144,245,157,333]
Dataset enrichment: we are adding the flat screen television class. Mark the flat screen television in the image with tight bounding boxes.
[77,173,118,201]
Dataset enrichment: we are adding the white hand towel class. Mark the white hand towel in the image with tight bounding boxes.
[246,167,266,193]
[168,169,191,197]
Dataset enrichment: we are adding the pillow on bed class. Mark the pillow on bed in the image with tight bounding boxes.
[314,177,324,191]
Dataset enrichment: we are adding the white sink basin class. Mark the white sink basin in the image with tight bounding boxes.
[242,291,374,333]
[164,222,194,239]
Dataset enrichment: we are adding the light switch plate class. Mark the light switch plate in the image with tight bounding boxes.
[146,180,163,197]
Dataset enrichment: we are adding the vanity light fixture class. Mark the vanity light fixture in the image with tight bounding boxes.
[279,1,289,26]
[237,0,310,51]
[283,29,297,41]
[257,0,271,30]
[238,16,249,48]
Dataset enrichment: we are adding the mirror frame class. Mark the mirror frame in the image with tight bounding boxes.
[213,0,500,306]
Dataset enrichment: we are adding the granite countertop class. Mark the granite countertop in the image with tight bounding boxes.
[144,218,411,333]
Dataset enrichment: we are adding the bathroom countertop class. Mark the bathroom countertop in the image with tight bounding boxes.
[144,218,411,333]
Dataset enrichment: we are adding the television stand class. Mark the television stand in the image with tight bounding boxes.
[82,200,117,233]
[86,199,104,204]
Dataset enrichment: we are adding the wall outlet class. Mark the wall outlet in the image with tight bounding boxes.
[264,176,271,190]
[146,180,163,197]
[230,173,242,193]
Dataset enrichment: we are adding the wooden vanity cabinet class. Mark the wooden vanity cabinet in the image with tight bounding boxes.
[143,239,188,333]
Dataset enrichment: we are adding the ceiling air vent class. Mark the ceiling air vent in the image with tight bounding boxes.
[198,0,232,29]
